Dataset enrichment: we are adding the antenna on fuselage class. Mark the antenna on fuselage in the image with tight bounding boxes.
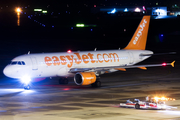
[28,51,30,54]
[94,48,97,51]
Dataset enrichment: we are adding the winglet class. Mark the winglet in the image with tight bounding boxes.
[171,61,175,67]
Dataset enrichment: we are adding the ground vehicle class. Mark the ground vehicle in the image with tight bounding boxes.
[120,97,175,109]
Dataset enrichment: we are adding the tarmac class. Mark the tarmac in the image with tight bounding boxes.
[0,63,180,120]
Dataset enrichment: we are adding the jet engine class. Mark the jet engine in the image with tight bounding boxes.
[74,72,96,85]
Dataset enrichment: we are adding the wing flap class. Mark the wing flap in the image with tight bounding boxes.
[138,67,147,70]
[115,68,126,71]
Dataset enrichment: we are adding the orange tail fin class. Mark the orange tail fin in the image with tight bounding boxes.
[124,16,150,50]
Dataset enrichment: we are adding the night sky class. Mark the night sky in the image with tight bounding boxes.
[0,0,179,78]
[0,0,179,7]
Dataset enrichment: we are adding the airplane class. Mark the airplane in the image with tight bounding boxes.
[3,15,175,90]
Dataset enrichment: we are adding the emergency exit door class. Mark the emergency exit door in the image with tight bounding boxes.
[128,52,134,64]
[30,57,38,70]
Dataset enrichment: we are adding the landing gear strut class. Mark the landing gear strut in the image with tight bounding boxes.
[59,78,69,84]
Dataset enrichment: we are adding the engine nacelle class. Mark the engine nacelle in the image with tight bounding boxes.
[74,72,96,85]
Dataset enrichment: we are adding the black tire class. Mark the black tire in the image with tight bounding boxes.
[135,104,140,109]
[63,78,69,84]
[24,85,30,90]
[96,81,101,87]
[59,78,69,84]
[59,78,63,84]
[91,81,101,88]
[91,83,96,87]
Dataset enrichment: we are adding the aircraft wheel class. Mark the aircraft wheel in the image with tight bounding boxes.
[24,85,30,90]
[59,78,63,84]
[63,78,69,84]
[59,78,69,84]
[91,81,101,88]
[96,81,101,87]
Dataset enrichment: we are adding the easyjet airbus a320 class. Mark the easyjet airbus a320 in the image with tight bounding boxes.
[3,16,175,89]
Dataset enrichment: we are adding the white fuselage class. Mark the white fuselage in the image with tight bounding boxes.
[3,49,153,79]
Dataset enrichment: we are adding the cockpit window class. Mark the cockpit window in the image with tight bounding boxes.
[11,61,26,65]
[22,61,25,65]
[17,61,22,65]
[11,61,18,65]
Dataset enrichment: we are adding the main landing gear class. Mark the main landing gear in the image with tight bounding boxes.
[91,77,101,88]
[59,78,69,85]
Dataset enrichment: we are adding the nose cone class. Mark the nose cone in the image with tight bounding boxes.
[3,66,12,78]
[3,65,20,78]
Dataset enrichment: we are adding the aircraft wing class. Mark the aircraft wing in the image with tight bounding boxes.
[69,61,175,73]
[140,52,176,56]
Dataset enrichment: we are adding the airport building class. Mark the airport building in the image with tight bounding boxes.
[91,6,180,19]
[150,7,167,16]
[99,6,146,14]
[91,6,146,15]
[92,6,179,16]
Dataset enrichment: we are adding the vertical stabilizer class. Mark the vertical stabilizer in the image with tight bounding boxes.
[124,16,150,50]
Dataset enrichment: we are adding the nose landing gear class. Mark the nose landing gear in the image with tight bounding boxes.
[24,85,30,90]
[20,76,31,90]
